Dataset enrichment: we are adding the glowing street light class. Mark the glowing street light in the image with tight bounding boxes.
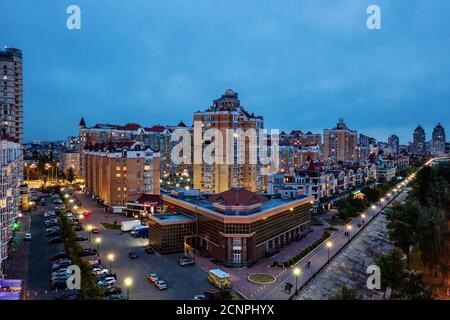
[293,267,301,295]
[87,225,93,241]
[107,253,115,272]
[326,241,333,262]
[124,277,133,300]
[346,225,352,239]
[361,213,366,226]
[95,237,102,255]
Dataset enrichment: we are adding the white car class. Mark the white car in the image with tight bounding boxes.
[24,233,32,241]
[44,211,56,218]
[98,278,116,286]
[92,268,109,276]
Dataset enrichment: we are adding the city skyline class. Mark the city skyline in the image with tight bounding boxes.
[1,0,449,143]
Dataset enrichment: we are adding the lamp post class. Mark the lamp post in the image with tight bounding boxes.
[326,241,333,262]
[371,205,376,216]
[124,277,133,300]
[95,237,102,256]
[361,213,366,226]
[346,225,352,240]
[108,253,115,273]
[86,225,92,241]
[293,267,301,295]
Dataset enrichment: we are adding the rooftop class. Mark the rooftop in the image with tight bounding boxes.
[149,213,194,224]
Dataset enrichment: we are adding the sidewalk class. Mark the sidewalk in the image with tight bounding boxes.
[258,187,403,300]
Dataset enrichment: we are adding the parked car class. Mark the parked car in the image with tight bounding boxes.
[51,279,68,290]
[46,230,62,237]
[193,294,208,300]
[98,277,116,287]
[48,237,63,244]
[23,233,32,241]
[54,289,80,300]
[79,248,97,257]
[91,228,100,234]
[44,211,55,218]
[146,273,158,283]
[154,280,168,290]
[92,268,109,276]
[144,247,154,255]
[104,294,127,300]
[128,250,140,259]
[50,252,68,261]
[75,236,88,242]
[74,225,84,232]
[103,286,122,296]
[53,199,63,204]
[51,259,72,271]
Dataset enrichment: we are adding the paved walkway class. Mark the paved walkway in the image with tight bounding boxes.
[297,189,408,300]
[257,186,404,300]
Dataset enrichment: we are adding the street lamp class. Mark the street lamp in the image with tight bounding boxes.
[107,253,115,272]
[371,205,376,216]
[361,213,366,226]
[326,241,333,262]
[124,277,133,300]
[346,225,352,239]
[87,225,92,241]
[293,267,301,295]
[95,237,102,255]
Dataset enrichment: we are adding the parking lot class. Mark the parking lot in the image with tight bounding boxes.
[74,191,215,300]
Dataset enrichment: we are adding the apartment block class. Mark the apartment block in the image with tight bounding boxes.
[323,119,357,163]
[193,89,264,193]
[83,141,160,209]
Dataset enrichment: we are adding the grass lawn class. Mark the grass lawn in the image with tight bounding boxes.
[324,217,352,226]
[248,273,276,284]
[100,222,121,231]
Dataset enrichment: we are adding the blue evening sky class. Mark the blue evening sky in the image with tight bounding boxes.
[1,0,449,144]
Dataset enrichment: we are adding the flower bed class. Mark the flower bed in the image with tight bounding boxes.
[247,273,276,285]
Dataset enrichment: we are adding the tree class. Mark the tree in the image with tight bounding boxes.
[417,207,448,279]
[66,167,76,184]
[397,270,433,300]
[375,248,405,299]
[329,285,361,300]
[386,201,420,269]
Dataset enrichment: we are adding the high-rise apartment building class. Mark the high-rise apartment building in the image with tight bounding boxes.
[0,48,23,144]
[0,137,21,278]
[323,119,357,163]
[193,89,264,193]
[412,125,426,155]
[430,123,446,156]
[388,134,400,155]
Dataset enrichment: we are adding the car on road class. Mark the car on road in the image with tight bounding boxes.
[75,236,88,242]
[48,237,63,244]
[154,280,168,290]
[193,294,208,300]
[24,233,32,241]
[178,256,195,267]
[144,247,154,255]
[146,273,158,283]
[128,250,140,259]
[91,228,100,234]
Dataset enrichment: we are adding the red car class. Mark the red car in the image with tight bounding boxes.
[91,228,100,234]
